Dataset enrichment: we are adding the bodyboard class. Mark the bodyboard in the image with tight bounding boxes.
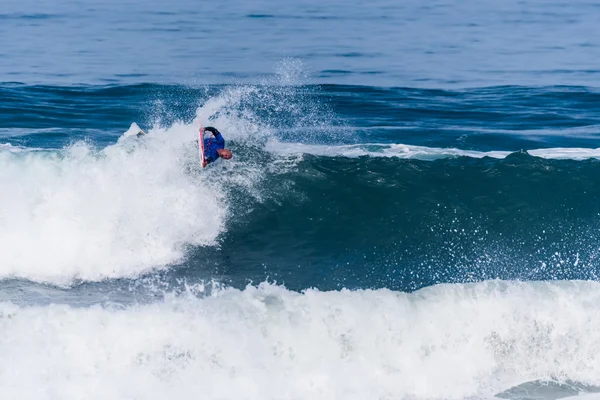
[199,123,206,167]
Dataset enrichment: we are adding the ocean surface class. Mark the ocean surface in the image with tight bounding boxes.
[3,0,600,399]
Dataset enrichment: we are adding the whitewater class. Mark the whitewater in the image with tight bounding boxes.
[2,281,600,400]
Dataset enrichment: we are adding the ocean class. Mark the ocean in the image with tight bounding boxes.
[2,0,600,398]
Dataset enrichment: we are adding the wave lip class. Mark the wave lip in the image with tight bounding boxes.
[266,141,600,161]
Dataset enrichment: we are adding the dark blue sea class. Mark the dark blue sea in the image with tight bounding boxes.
[3,0,600,398]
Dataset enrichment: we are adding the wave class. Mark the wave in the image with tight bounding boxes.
[0,81,336,285]
[6,137,600,161]
[266,141,600,160]
[4,124,600,286]
[2,280,600,399]
[0,143,39,153]
[0,122,226,284]
[3,82,600,287]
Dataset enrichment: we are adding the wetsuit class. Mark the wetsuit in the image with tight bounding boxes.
[203,127,225,165]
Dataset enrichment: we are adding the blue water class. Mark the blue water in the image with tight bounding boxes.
[3,1,600,399]
[3,0,600,87]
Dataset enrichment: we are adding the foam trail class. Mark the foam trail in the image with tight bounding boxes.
[0,121,225,284]
[2,281,600,400]
[266,141,600,161]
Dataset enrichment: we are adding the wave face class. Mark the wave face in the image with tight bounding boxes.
[3,82,600,399]
[2,83,600,288]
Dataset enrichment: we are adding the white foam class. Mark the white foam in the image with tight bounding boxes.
[266,141,600,161]
[0,142,43,153]
[0,121,225,284]
[566,395,600,400]
[2,280,600,400]
[120,121,145,139]
[194,86,274,142]
[0,83,297,285]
